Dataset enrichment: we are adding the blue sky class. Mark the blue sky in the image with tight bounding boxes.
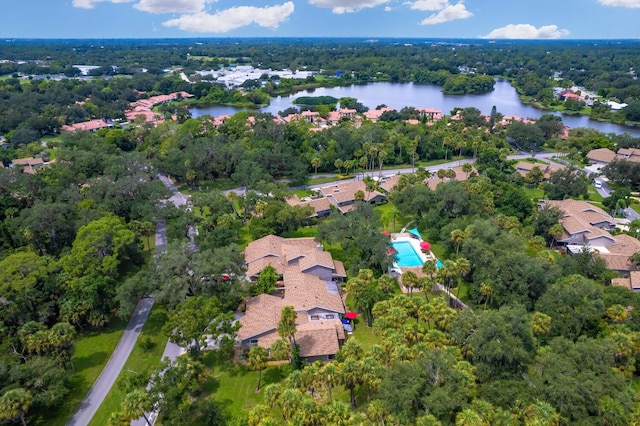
[2,0,640,39]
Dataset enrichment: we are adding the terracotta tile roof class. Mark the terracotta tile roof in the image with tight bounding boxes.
[320,180,385,204]
[595,234,640,271]
[237,294,284,340]
[612,271,640,290]
[295,327,340,357]
[282,269,346,313]
[333,260,346,277]
[298,249,336,272]
[514,161,564,179]
[379,174,401,193]
[587,148,617,164]
[60,118,112,132]
[424,165,477,190]
[286,194,332,217]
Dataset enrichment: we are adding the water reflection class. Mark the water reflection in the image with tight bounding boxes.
[190,80,640,137]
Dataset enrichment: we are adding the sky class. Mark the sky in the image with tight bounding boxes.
[2,0,640,39]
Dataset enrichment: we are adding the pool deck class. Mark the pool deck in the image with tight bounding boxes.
[389,233,437,293]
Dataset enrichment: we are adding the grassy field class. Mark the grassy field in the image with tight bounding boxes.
[200,350,286,421]
[42,318,128,426]
[88,304,169,426]
[374,202,406,233]
[524,187,545,202]
[281,226,318,238]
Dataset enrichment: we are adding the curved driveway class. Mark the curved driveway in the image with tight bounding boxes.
[67,298,154,426]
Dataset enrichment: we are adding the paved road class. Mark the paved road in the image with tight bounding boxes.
[67,298,154,426]
[158,173,190,207]
[224,152,563,196]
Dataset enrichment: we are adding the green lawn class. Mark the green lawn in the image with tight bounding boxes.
[42,318,128,426]
[587,185,604,203]
[88,304,169,426]
[281,226,318,238]
[200,350,286,421]
[374,202,405,233]
[523,187,545,202]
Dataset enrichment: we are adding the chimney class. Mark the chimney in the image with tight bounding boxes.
[317,243,324,252]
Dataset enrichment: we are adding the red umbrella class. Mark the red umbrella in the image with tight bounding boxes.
[387,248,397,255]
[345,311,357,320]
[420,241,431,251]
[381,230,391,236]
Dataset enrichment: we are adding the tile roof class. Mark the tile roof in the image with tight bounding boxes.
[320,180,386,205]
[587,148,617,164]
[286,194,332,217]
[514,161,564,179]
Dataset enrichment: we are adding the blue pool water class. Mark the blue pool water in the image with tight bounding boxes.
[392,241,424,267]
[436,259,444,268]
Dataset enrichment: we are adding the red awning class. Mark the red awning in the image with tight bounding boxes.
[345,311,357,320]
[381,230,391,236]
[420,241,431,250]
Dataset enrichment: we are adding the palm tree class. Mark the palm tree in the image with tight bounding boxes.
[322,362,339,403]
[479,282,494,310]
[531,311,552,349]
[334,158,344,174]
[277,388,303,421]
[277,306,298,346]
[454,257,471,301]
[523,401,560,426]
[311,156,322,177]
[48,322,76,371]
[0,388,32,426]
[462,162,473,179]
[450,229,466,255]
[120,389,153,425]
[456,409,486,426]
[367,399,389,426]
[401,270,419,296]
[339,358,362,408]
[248,345,269,391]
[548,224,564,248]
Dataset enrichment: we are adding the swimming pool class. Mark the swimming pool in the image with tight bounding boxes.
[392,241,424,267]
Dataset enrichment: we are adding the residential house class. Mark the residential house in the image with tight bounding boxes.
[586,148,617,168]
[617,148,640,163]
[286,194,332,218]
[319,180,387,213]
[244,234,346,282]
[363,107,395,122]
[239,235,348,362]
[540,199,640,272]
[60,118,114,132]
[424,165,477,190]
[10,157,46,174]
[416,107,444,121]
[514,161,564,180]
[612,270,640,291]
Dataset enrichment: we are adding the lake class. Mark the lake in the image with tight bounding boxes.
[190,80,640,137]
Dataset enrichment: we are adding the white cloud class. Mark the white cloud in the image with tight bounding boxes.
[134,0,215,14]
[419,3,472,25]
[483,24,569,39]
[308,0,390,14]
[72,0,133,9]
[384,6,392,11]
[163,2,294,32]
[409,0,449,11]
[598,0,640,7]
